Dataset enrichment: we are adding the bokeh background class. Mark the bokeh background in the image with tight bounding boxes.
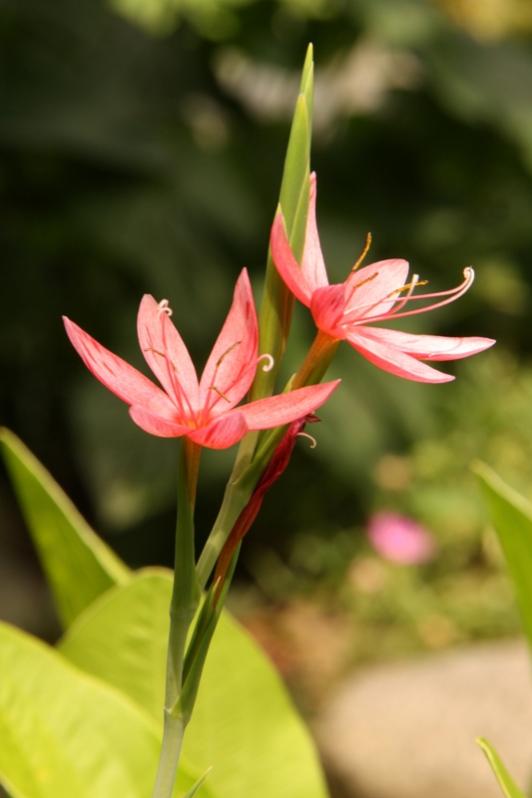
[2,0,532,708]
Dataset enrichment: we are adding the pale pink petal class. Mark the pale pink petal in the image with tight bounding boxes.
[354,327,495,361]
[199,269,258,412]
[310,285,348,338]
[347,329,454,383]
[129,406,190,438]
[270,213,314,306]
[137,295,199,417]
[368,511,436,564]
[344,259,410,320]
[189,413,248,450]
[301,172,329,292]
[63,317,177,415]
[237,380,340,429]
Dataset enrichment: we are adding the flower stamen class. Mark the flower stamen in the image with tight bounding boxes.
[345,267,475,325]
[297,431,317,449]
[157,299,173,317]
[351,232,373,272]
[257,353,275,372]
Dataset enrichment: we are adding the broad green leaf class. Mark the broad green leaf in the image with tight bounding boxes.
[0,428,130,628]
[59,569,170,720]
[475,462,532,647]
[477,738,526,798]
[0,621,202,798]
[59,569,329,798]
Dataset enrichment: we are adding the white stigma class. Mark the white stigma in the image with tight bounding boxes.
[257,353,275,372]
[158,299,173,317]
[297,431,317,449]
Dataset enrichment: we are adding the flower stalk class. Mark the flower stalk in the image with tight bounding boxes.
[152,440,201,798]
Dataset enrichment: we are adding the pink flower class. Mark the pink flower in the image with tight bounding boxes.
[367,511,436,565]
[63,270,339,449]
[270,173,495,383]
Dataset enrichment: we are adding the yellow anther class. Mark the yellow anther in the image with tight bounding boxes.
[351,232,373,272]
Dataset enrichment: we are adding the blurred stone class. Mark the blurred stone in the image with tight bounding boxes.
[316,640,532,798]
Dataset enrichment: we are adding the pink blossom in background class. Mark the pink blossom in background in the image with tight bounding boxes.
[367,511,436,564]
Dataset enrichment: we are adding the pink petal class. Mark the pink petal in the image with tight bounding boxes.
[189,413,248,450]
[129,406,190,438]
[310,285,348,338]
[237,380,340,429]
[199,269,258,412]
[270,213,314,306]
[137,295,199,416]
[355,327,495,361]
[63,317,177,415]
[344,259,410,320]
[301,172,329,293]
[346,329,454,383]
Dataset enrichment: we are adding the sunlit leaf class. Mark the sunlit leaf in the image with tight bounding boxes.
[0,621,202,798]
[59,569,329,798]
[0,429,130,628]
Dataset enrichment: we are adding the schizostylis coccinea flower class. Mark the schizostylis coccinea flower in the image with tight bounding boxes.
[270,173,495,383]
[64,270,339,449]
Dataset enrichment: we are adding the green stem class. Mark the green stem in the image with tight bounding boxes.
[152,440,201,798]
[196,332,340,590]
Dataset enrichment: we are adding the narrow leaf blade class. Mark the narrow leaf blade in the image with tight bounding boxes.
[0,428,130,628]
[475,461,532,647]
[477,738,526,798]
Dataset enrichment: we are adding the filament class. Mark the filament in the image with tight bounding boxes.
[297,431,317,449]
[351,232,373,272]
[343,267,475,326]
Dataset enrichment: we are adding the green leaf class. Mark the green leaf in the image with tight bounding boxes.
[252,45,314,401]
[59,569,329,798]
[0,621,202,798]
[474,461,532,647]
[180,769,212,798]
[0,428,130,628]
[477,738,526,798]
[59,569,170,720]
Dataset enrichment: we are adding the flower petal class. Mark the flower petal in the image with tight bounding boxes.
[63,317,177,415]
[137,295,199,416]
[129,406,190,438]
[344,259,410,320]
[270,213,314,306]
[301,172,329,293]
[237,380,340,429]
[355,327,496,361]
[189,413,248,450]
[346,329,454,383]
[199,269,258,412]
[310,285,348,338]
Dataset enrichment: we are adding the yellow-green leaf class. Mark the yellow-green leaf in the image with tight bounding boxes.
[475,461,532,647]
[0,621,202,798]
[59,569,329,798]
[477,738,526,798]
[0,428,130,628]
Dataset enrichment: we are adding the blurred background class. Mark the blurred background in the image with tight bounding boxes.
[2,0,532,710]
